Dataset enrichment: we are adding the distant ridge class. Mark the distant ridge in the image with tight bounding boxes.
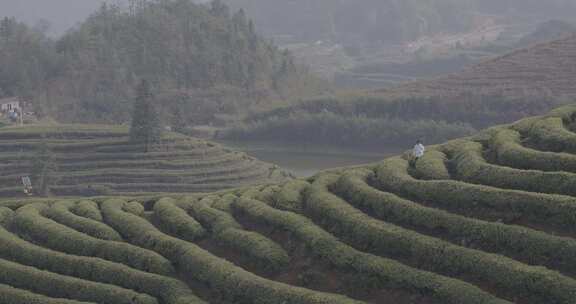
[378,33,576,100]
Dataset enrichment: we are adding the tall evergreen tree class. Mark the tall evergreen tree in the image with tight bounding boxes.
[31,140,58,197]
[130,80,162,152]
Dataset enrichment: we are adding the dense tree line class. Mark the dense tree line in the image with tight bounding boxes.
[222,110,475,148]
[222,94,568,147]
[0,0,319,124]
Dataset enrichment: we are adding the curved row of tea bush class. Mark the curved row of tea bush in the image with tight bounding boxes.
[513,116,576,152]
[4,105,576,303]
[446,139,576,196]
[13,204,174,275]
[0,257,157,304]
[0,283,93,304]
[153,198,206,242]
[44,201,122,241]
[304,175,576,304]
[234,193,510,304]
[489,128,576,172]
[335,170,576,275]
[0,209,204,304]
[100,199,363,304]
[182,197,290,272]
[376,157,576,233]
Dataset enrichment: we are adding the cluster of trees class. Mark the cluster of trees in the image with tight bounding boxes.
[222,110,475,148]
[0,0,320,124]
[223,94,567,147]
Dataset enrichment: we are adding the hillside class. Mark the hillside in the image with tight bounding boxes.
[379,33,576,99]
[3,105,576,303]
[223,33,576,148]
[0,0,321,124]
[0,124,290,197]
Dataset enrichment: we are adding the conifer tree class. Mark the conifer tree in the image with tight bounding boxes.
[31,140,58,196]
[130,79,162,152]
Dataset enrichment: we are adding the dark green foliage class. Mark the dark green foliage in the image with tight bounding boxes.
[224,94,564,147]
[185,197,290,272]
[30,140,58,196]
[130,80,162,151]
[44,201,122,241]
[0,283,92,304]
[100,199,363,304]
[336,169,576,276]
[0,17,56,99]
[223,110,475,147]
[5,105,576,304]
[234,195,507,304]
[0,206,204,304]
[491,128,576,172]
[153,198,206,242]
[447,139,576,196]
[13,204,175,276]
[0,1,317,124]
[306,174,576,304]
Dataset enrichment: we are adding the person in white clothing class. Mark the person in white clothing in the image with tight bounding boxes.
[411,140,425,166]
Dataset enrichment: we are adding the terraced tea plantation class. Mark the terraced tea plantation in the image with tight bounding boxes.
[3,105,576,303]
[0,125,290,197]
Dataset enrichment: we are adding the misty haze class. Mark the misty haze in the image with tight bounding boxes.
[1,1,576,303]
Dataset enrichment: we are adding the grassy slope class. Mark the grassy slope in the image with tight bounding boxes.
[2,105,576,303]
[0,124,291,198]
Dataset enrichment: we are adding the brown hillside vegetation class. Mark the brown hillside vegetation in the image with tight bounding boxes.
[3,105,576,303]
[0,125,291,198]
[378,33,576,100]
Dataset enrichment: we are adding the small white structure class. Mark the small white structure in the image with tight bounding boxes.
[0,97,21,113]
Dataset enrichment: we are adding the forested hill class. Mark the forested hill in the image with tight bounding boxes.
[0,0,320,124]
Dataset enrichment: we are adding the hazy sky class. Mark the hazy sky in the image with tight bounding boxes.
[0,0,126,36]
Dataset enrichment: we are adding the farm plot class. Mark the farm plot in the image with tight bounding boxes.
[0,125,291,198]
[3,105,576,303]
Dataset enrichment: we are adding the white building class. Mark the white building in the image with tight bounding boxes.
[0,97,21,113]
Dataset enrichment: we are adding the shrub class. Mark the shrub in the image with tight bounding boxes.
[336,169,576,274]
[0,211,204,304]
[153,198,206,242]
[447,139,576,196]
[376,157,576,231]
[222,111,475,147]
[0,259,157,304]
[233,194,509,304]
[44,201,122,241]
[0,283,92,304]
[491,128,576,172]
[186,197,290,272]
[306,174,576,304]
[13,204,174,275]
[100,199,362,304]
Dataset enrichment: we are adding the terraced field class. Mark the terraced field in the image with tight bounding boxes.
[379,33,576,100]
[0,125,290,197]
[3,105,576,303]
